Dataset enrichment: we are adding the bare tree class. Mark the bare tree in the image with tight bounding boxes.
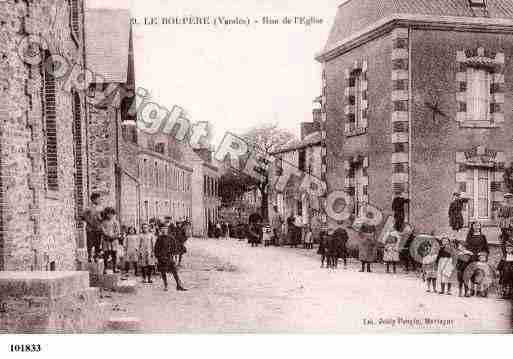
[238,123,297,221]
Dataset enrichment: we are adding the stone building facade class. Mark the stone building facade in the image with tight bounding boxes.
[0,0,88,270]
[85,8,141,230]
[271,117,323,234]
[137,132,193,225]
[316,0,513,242]
[187,148,220,236]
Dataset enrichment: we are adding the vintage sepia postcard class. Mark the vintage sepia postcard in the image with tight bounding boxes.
[0,0,512,346]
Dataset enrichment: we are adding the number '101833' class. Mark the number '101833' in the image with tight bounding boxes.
[10,344,41,352]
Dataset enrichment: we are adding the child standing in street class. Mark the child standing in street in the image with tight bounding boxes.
[455,241,473,297]
[304,226,314,250]
[420,239,438,293]
[498,241,513,299]
[138,223,156,284]
[383,231,401,274]
[327,233,339,269]
[437,237,455,295]
[318,231,328,268]
[262,224,272,247]
[100,207,121,274]
[470,252,493,297]
[124,226,139,276]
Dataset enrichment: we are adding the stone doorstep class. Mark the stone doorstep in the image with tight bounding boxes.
[105,317,141,332]
[0,271,90,299]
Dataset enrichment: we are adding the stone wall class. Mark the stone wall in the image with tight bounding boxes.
[87,106,117,208]
[0,271,104,333]
[323,31,394,225]
[0,0,87,270]
[410,29,513,235]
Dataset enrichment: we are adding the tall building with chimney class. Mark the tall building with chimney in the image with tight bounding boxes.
[317,0,513,241]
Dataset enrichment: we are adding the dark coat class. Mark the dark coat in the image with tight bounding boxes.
[358,233,378,262]
[317,236,328,255]
[154,234,174,271]
[392,197,409,215]
[247,223,261,244]
[174,225,187,255]
[449,198,468,231]
[465,231,489,257]
[332,228,349,257]
[498,258,513,285]
[327,238,339,257]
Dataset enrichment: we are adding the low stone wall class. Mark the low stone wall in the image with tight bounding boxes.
[0,271,105,333]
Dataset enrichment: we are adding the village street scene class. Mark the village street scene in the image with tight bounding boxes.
[1,0,513,335]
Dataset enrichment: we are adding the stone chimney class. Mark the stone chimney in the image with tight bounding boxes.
[312,108,322,123]
[300,120,321,140]
[194,148,213,163]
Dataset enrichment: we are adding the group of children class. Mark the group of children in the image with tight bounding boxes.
[90,208,190,285]
[309,220,513,300]
[317,228,349,269]
[419,235,513,299]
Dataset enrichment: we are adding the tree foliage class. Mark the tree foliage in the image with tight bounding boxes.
[239,122,297,154]
[219,169,259,207]
[236,123,298,220]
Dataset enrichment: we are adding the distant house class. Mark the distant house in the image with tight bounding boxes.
[270,116,323,234]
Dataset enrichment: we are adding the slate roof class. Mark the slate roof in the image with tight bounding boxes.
[323,0,513,53]
[273,131,321,154]
[85,8,131,83]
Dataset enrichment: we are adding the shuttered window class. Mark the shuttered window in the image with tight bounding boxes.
[43,51,59,191]
[70,0,81,43]
[467,67,490,122]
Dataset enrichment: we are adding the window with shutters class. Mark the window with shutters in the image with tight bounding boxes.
[467,67,491,122]
[42,50,59,192]
[155,142,165,154]
[465,167,491,220]
[69,0,81,44]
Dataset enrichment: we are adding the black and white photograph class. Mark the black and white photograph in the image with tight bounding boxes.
[1,0,513,349]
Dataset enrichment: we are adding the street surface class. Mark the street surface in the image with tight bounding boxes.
[103,238,512,333]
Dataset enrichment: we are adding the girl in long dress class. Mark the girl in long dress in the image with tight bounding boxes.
[124,226,139,276]
[383,231,401,273]
[138,223,156,283]
[436,237,455,295]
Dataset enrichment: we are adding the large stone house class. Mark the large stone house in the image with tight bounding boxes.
[0,0,88,270]
[137,131,193,225]
[316,0,513,242]
[271,114,324,235]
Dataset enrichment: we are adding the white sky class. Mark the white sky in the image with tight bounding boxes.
[85,0,345,145]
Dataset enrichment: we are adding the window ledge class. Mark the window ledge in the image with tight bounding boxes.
[46,189,61,200]
[459,121,498,129]
[345,127,367,137]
